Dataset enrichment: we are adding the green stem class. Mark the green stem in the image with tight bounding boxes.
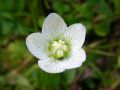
[90,49,115,57]
[30,0,38,31]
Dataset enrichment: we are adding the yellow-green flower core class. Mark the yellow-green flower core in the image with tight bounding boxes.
[48,39,70,59]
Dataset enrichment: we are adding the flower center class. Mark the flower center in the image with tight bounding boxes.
[48,39,70,59]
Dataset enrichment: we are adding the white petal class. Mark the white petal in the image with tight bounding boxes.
[65,23,86,50]
[38,59,65,73]
[62,49,86,69]
[42,13,67,39]
[26,33,48,60]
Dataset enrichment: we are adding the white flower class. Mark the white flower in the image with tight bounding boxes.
[26,13,86,73]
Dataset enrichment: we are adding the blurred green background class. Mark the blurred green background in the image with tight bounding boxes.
[0,0,120,90]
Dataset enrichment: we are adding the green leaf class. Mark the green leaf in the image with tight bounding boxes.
[73,3,93,19]
[114,0,120,15]
[52,1,71,14]
[2,20,14,35]
[38,16,45,28]
[98,0,113,17]
[8,40,28,67]
[94,21,110,37]
[0,0,14,11]
[24,65,60,90]
[63,69,76,85]
[7,72,34,90]
[117,55,120,69]
[15,0,25,12]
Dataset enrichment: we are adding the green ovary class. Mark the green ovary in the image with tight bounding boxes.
[49,39,70,59]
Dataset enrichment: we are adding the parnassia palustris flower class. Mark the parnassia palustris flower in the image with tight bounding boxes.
[26,13,86,73]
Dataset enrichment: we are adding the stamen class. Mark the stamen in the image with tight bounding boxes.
[49,39,70,59]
